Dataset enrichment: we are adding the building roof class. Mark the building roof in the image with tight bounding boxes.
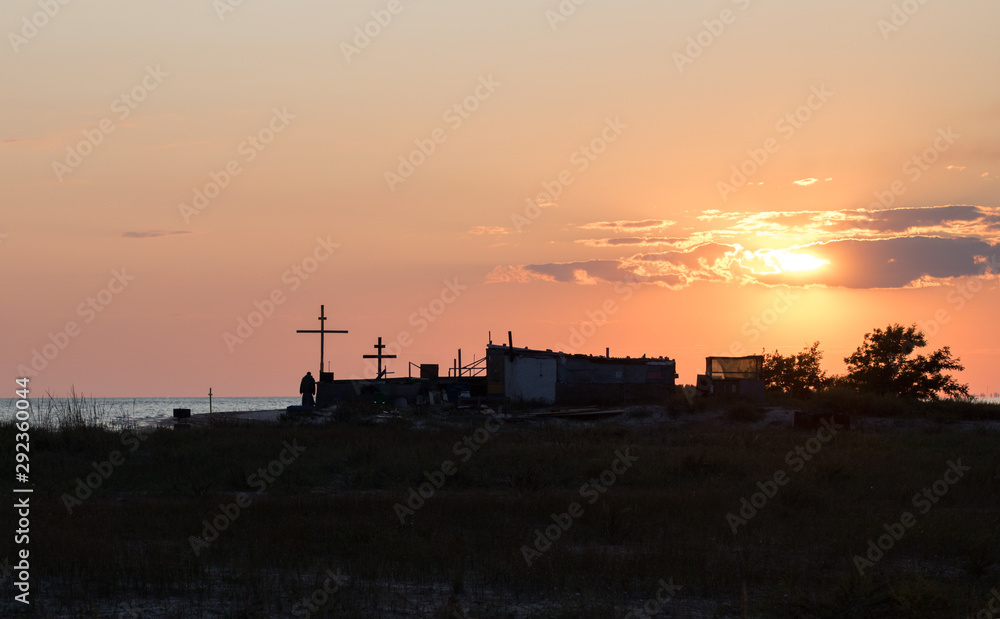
[486,344,674,365]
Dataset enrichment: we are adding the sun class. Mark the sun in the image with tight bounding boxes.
[774,251,829,272]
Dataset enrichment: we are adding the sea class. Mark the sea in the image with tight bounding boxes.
[6,395,998,429]
[4,396,298,428]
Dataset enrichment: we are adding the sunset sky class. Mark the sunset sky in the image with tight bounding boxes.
[3,0,999,398]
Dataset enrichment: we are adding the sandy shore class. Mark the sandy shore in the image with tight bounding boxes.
[155,404,1000,433]
[157,408,292,426]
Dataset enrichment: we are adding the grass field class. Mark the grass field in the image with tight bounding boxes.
[1,395,999,617]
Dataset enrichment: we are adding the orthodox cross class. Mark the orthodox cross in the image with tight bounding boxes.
[296,305,348,378]
[363,336,397,380]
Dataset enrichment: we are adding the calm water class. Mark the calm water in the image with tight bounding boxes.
[6,395,997,428]
[4,396,298,427]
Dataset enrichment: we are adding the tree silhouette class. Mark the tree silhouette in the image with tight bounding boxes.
[763,342,826,397]
[844,323,969,400]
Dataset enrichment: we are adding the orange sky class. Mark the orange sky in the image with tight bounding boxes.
[3,0,999,398]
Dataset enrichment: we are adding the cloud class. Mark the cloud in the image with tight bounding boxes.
[756,237,1000,288]
[501,205,1000,290]
[823,205,1000,240]
[577,236,681,248]
[685,205,1000,245]
[522,259,641,284]
[578,219,674,231]
[122,230,191,239]
[493,237,1000,290]
[493,244,749,290]
[468,225,509,235]
[793,178,819,186]
[485,265,536,283]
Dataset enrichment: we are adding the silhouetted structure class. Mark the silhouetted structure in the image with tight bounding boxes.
[296,305,347,382]
[362,336,397,380]
[697,356,765,401]
[486,345,677,405]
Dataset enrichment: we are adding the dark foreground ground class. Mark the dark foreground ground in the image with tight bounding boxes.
[1,399,999,618]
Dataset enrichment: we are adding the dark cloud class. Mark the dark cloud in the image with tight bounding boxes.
[829,205,989,234]
[122,230,191,239]
[523,260,637,283]
[579,219,673,231]
[758,236,1000,288]
[580,236,682,247]
[520,243,744,289]
[639,242,738,265]
[503,206,1000,290]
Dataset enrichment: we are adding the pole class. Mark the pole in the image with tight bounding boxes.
[209,387,213,416]
[319,304,325,378]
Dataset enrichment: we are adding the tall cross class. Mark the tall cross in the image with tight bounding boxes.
[296,305,348,377]
[363,336,397,380]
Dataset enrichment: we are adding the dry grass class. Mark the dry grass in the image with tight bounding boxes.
[1,397,999,617]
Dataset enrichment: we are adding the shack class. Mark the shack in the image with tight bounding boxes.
[486,345,677,405]
[696,355,765,401]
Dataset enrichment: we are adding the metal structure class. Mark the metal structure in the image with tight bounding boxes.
[449,348,487,377]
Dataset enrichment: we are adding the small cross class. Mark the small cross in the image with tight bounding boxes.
[362,336,397,380]
[296,305,348,378]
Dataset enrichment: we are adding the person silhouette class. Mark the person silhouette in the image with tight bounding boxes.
[300,371,316,407]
